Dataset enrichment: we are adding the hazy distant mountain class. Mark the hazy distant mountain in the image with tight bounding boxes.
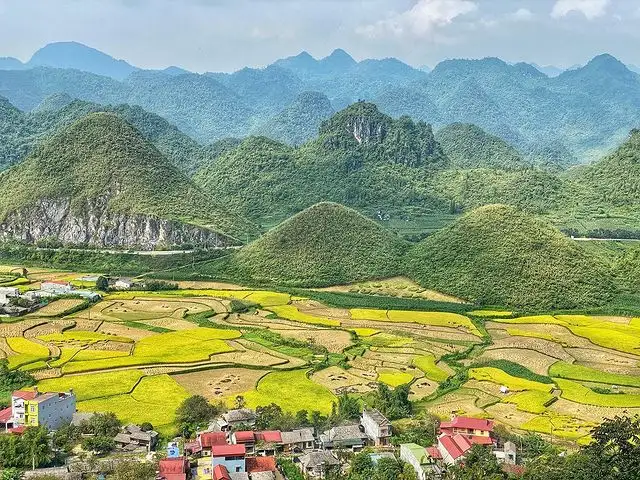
[531,63,565,77]
[27,42,138,80]
[628,64,640,74]
[0,57,25,70]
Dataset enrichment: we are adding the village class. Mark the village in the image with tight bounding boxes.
[0,384,520,480]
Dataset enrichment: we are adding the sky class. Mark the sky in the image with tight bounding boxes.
[1,0,640,72]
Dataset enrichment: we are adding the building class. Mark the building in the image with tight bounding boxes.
[298,451,341,478]
[11,389,76,430]
[41,281,73,294]
[197,431,228,456]
[280,428,315,452]
[219,409,256,430]
[114,278,134,290]
[493,441,517,465]
[232,431,257,454]
[0,287,19,306]
[319,424,367,451]
[212,444,247,474]
[438,416,494,444]
[246,456,276,476]
[214,464,249,480]
[113,424,159,451]
[361,408,392,446]
[254,431,282,455]
[400,443,442,480]
[0,406,14,431]
[158,457,189,480]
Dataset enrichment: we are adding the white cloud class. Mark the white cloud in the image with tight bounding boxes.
[511,8,534,21]
[356,0,478,38]
[551,0,609,20]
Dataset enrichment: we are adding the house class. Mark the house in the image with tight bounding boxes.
[361,408,392,446]
[246,456,276,474]
[197,431,227,456]
[212,444,247,474]
[280,428,315,452]
[114,278,134,290]
[11,389,76,430]
[158,457,189,480]
[437,434,473,465]
[438,416,494,444]
[255,431,282,455]
[219,409,256,430]
[73,290,101,301]
[113,424,159,451]
[0,287,19,297]
[319,424,367,451]
[401,443,442,480]
[0,406,14,431]
[493,441,517,465]
[213,464,249,480]
[41,281,73,294]
[232,431,256,453]
[298,451,341,478]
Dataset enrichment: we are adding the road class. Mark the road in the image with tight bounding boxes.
[571,237,640,242]
[35,246,242,256]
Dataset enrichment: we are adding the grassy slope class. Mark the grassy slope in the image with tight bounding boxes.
[0,112,254,240]
[217,202,408,287]
[405,204,616,309]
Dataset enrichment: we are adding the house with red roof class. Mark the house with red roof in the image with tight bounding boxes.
[158,457,189,480]
[0,407,15,432]
[245,456,276,474]
[197,431,228,456]
[212,444,246,475]
[438,416,494,443]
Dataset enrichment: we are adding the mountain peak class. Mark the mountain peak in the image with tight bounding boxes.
[28,41,137,80]
[319,49,357,71]
[583,53,629,73]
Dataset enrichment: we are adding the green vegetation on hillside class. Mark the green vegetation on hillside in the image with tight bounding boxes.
[214,202,408,287]
[405,204,615,309]
[0,113,254,241]
[435,123,528,170]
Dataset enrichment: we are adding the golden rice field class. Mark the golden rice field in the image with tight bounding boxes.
[0,268,637,442]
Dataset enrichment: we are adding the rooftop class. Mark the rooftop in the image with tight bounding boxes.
[440,416,494,432]
[246,456,276,473]
[212,444,246,457]
[256,430,282,443]
[402,443,430,465]
[324,424,366,442]
[223,409,256,423]
[233,430,255,443]
[300,451,340,468]
[281,428,314,444]
[200,431,227,447]
[159,457,188,475]
[363,408,390,426]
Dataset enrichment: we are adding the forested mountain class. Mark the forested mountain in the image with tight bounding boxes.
[405,205,615,309]
[216,202,408,286]
[568,129,640,211]
[0,113,255,248]
[435,123,529,170]
[251,91,335,145]
[0,95,204,172]
[195,102,449,220]
[1,44,639,156]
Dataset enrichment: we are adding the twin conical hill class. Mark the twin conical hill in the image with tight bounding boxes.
[0,113,255,246]
[220,202,407,286]
[406,205,615,309]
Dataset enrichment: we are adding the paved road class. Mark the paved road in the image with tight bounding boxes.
[35,246,241,256]
[571,237,640,242]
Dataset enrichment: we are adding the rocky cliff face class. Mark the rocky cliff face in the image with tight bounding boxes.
[0,197,233,250]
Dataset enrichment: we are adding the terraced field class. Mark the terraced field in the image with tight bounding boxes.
[3,268,640,442]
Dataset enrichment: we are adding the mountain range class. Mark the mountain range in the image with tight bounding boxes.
[1,43,640,159]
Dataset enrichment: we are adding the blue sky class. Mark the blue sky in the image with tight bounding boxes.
[1,0,639,72]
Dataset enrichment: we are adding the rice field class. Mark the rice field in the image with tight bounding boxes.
[240,370,337,414]
[2,282,640,443]
[30,299,86,317]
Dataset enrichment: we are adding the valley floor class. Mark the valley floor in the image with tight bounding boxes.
[2,267,640,443]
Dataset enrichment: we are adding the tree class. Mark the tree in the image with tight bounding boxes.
[22,426,54,470]
[112,460,157,480]
[0,468,21,480]
[235,395,246,409]
[82,435,115,455]
[350,452,375,477]
[140,422,154,432]
[82,412,121,437]
[96,276,109,291]
[336,393,360,421]
[585,415,640,480]
[445,445,506,480]
[176,395,218,434]
[374,458,402,480]
[295,410,309,427]
[373,383,411,420]
[391,414,439,447]
[52,423,81,454]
